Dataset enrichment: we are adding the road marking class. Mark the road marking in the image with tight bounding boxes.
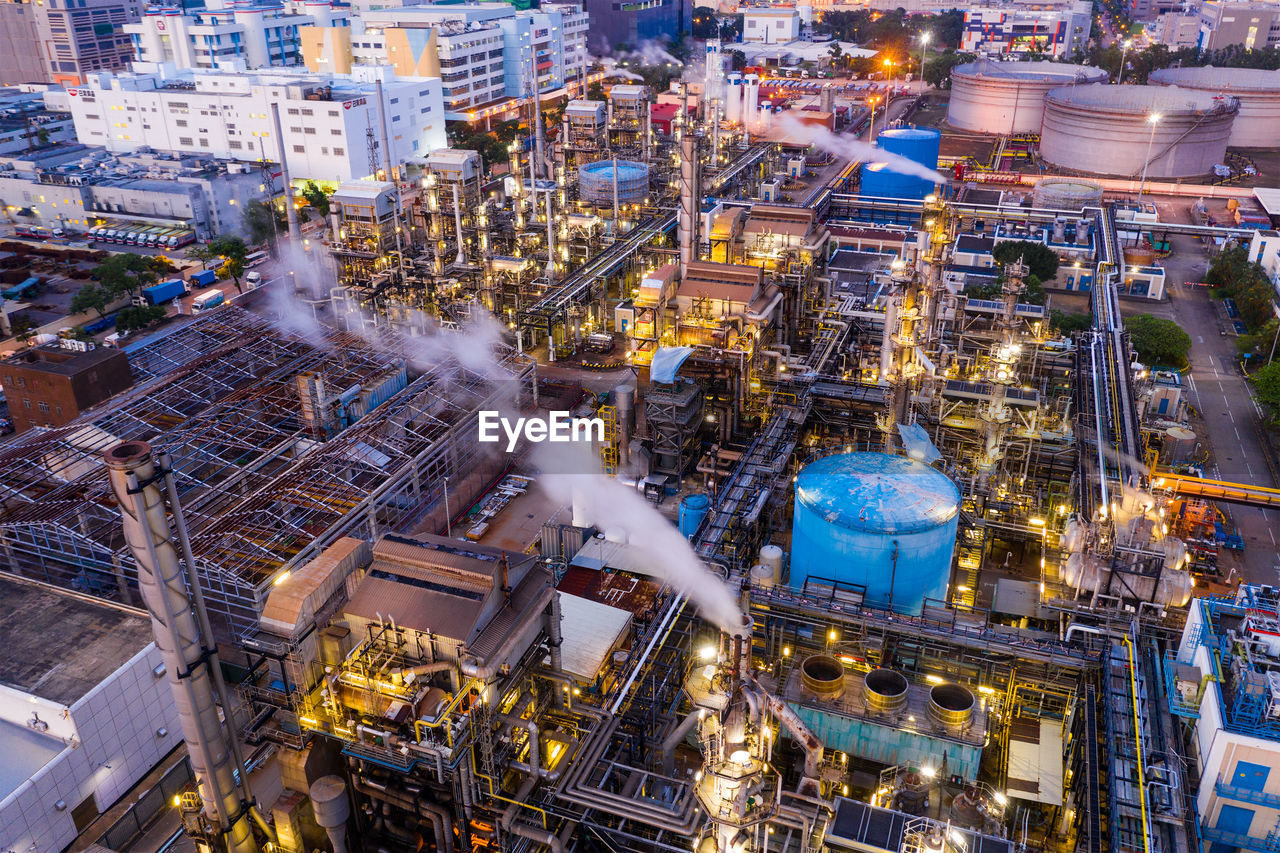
[1235,427,1242,440]
[1271,528,1276,546]
[1198,336,1204,343]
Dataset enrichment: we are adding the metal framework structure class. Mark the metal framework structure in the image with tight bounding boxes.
[0,307,534,637]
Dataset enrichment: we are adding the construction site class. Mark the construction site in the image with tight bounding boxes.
[7,46,1280,853]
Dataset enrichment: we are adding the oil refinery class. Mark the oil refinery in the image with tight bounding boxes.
[5,41,1280,853]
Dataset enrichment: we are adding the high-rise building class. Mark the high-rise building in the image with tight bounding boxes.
[0,0,140,87]
[581,0,691,52]
[124,0,350,71]
[302,2,589,120]
[57,64,447,182]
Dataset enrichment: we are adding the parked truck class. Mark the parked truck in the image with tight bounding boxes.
[188,269,217,289]
[135,278,188,307]
[191,289,225,312]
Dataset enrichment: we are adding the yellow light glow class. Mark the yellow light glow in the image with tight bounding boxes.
[273,571,291,586]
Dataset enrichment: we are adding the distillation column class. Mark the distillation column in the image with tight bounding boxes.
[976,258,1027,481]
[679,131,701,278]
[105,441,259,853]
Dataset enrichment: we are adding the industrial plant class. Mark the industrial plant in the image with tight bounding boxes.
[4,39,1280,853]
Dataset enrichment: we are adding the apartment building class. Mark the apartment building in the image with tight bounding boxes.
[302,3,589,120]
[54,64,445,182]
[124,0,350,71]
[0,0,140,87]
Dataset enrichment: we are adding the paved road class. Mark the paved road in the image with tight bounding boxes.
[1133,210,1279,583]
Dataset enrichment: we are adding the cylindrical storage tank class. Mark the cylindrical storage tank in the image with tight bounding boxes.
[800,654,846,700]
[948,59,1109,134]
[928,683,975,731]
[1163,426,1197,463]
[1040,84,1239,178]
[310,776,351,853]
[861,127,941,202]
[726,72,743,124]
[863,668,909,714]
[1032,178,1104,211]
[791,452,960,613]
[743,74,760,125]
[750,563,775,588]
[759,544,784,584]
[578,160,651,205]
[679,493,711,538]
[1150,66,1280,148]
[820,84,835,114]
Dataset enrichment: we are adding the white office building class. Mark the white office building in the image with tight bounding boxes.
[52,64,446,182]
[125,0,350,71]
[742,7,802,43]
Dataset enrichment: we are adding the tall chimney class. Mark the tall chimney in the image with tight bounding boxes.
[105,442,258,853]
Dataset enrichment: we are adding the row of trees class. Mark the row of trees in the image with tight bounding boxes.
[1205,245,1277,333]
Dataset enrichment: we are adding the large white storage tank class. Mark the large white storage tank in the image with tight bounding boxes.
[1149,66,1280,148]
[1039,84,1238,178]
[948,60,1108,135]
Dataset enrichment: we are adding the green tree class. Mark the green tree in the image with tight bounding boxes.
[992,240,1060,281]
[1251,361,1280,423]
[92,252,160,299]
[301,181,331,219]
[70,282,111,318]
[1050,309,1093,335]
[1125,313,1192,368]
[692,6,719,38]
[186,243,219,269]
[924,50,975,89]
[209,235,249,293]
[115,304,166,333]
[243,199,284,248]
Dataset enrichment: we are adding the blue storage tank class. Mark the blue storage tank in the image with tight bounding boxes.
[791,452,959,614]
[679,493,711,538]
[860,126,941,201]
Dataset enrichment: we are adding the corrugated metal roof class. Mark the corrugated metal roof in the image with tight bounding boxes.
[556,593,631,680]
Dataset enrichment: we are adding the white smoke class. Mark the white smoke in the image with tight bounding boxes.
[537,443,744,633]
[597,57,644,82]
[776,114,949,185]
[628,39,681,67]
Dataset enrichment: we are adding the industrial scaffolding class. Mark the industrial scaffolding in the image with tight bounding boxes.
[0,307,534,638]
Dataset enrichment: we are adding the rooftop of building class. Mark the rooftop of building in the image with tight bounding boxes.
[0,575,153,707]
[2,341,128,378]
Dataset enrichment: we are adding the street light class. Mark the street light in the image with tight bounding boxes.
[1138,112,1161,198]
[866,96,879,142]
[883,57,894,87]
[1117,38,1132,84]
[919,32,931,80]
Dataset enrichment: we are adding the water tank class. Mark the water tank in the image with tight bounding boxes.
[863,668,908,713]
[679,493,711,538]
[750,563,775,588]
[1032,178,1104,211]
[948,60,1109,134]
[1163,426,1196,463]
[578,160,651,205]
[726,72,744,124]
[791,452,960,613]
[1150,66,1280,148]
[928,683,974,732]
[800,654,846,700]
[1040,84,1238,178]
[861,127,941,202]
[759,544,784,584]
